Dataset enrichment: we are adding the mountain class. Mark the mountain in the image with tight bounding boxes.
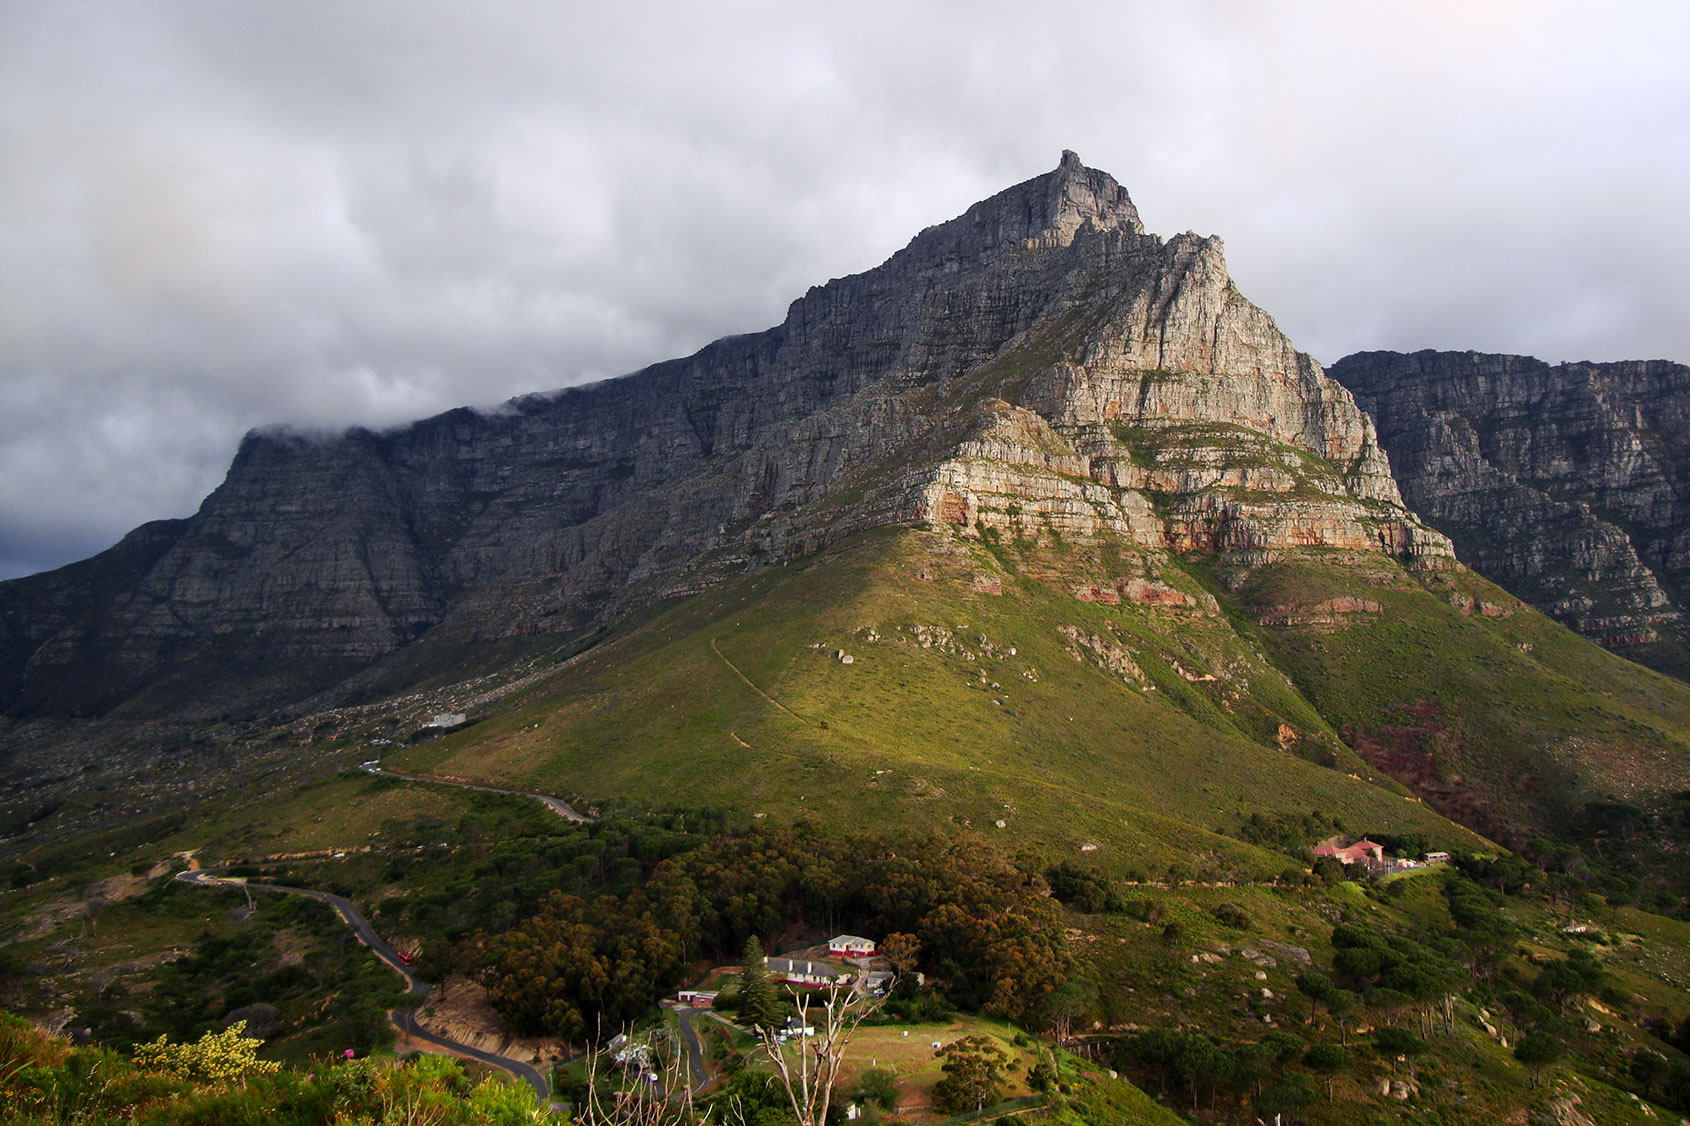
[0,152,1447,722]
[4,153,1690,854]
[1329,350,1690,680]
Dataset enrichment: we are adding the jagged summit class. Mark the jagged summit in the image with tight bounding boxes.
[1043,148,1145,241]
[0,153,1448,722]
[893,151,1144,271]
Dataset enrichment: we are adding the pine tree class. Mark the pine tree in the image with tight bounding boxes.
[740,935,783,1030]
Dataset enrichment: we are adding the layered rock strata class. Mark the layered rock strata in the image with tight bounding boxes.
[1329,350,1690,676]
[0,153,1447,720]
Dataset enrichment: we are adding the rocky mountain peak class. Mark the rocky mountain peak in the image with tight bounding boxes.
[1043,148,1144,242]
[0,154,1452,722]
[892,151,1144,271]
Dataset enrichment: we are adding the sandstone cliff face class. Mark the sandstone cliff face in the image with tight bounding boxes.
[0,154,1446,720]
[1329,350,1690,677]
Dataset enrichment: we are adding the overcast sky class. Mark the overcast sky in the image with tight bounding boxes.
[3,2,1688,580]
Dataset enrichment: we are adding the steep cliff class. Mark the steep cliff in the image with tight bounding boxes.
[0,153,1446,720]
[1329,350,1690,678]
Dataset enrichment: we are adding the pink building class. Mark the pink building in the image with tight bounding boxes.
[1312,836,1386,868]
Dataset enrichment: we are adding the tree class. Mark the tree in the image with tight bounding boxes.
[1295,972,1334,1024]
[879,932,921,976]
[1169,1032,1223,1112]
[1311,856,1346,885]
[1366,986,1413,1028]
[1041,975,1097,1043]
[1532,953,1601,1017]
[1303,1043,1349,1101]
[1514,1031,1563,1088]
[1373,1026,1424,1080]
[711,1070,794,1126]
[932,1035,1013,1114]
[1255,1074,1317,1122]
[755,973,884,1126]
[1124,1028,1182,1095]
[1261,1031,1304,1077]
[1227,1041,1273,1100]
[857,1067,899,1110]
[739,936,784,1031]
[414,937,457,997]
[1326,987,1358,1046]
[1631,1050,1671,1102]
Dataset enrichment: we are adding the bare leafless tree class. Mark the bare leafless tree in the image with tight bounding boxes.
[575,1026,732,1126]
[754,972,886,1126]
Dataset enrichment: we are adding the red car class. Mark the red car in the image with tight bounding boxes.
[397,952,415,966]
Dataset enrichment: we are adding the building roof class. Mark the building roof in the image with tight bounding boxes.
[767,958,851,980]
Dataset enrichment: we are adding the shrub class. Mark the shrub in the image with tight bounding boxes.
[857,1067,898,1110]
[132,1021,281,1083]
[1210,903,1252,930]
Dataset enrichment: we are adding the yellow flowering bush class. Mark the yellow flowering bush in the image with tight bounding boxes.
[132,1020,281,1082]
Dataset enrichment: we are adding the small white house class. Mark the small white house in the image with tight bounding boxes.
[827,935,877,958]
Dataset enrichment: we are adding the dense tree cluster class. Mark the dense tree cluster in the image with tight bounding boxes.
[1118,1027,1296,1113]
[480,827,1072,1040]
[1228,810,1346,854]
[368,801,732,941]
[483,893,688,1041]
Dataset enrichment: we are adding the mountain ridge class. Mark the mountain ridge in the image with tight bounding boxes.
[1329,348,1690,679]
[0,153,1447,723]
[2,154,1690,911]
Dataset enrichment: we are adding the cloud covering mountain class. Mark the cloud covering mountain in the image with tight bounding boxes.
[3,1,1688,578]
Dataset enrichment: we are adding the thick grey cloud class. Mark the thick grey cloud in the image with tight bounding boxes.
[3,1,1687,578]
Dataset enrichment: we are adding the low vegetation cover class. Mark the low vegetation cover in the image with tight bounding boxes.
[10,782,1690,1123]
[0,1011,543,1125]
[6,520,1690,1121]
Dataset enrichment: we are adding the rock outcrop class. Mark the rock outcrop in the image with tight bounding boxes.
[0,154,1448,721]
[1329,350,1690,677]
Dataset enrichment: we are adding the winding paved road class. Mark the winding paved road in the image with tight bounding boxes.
[176,870,552,1105]
[672,1006,708,1093]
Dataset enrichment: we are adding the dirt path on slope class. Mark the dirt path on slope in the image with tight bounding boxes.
[710,638,810,724]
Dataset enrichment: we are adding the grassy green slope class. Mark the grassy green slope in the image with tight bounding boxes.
[1226,551,1690,840]
[397,527,1497,875]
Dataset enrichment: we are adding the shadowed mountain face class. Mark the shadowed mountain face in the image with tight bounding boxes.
[1329,350,1690,680]
[6,153,1690,868]
[0,153,1447,721]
